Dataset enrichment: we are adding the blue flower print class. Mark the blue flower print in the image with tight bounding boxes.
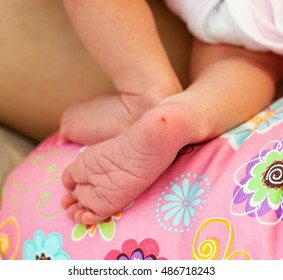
[222,98,283,150]
[23,230,70,260]
[156,173,211,233]
[163,179,203,226]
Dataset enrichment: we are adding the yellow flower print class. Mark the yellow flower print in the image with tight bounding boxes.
[0,217,20,260]
[192,217,251,260]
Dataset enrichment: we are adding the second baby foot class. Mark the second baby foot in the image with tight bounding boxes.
[59,91,171,145]
[61,101,204,225]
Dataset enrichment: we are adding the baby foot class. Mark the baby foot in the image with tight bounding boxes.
[61,101,202,225]
[59,92,165,145]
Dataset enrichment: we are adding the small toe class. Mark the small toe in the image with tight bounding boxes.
[62,165,76,191]
[81,211,106,225]
[65,201,82,221]
[61,192,77,210]
[74,208,87,224]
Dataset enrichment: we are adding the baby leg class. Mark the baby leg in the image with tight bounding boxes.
[59,0,186,145]
[62,40,283,225]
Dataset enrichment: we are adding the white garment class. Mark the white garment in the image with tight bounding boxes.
[165,0,283,55]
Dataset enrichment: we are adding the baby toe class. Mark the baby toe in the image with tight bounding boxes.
[61,164,76,191]
[65,202,82,221]
[61,192,77,210]
[81,211,107,225]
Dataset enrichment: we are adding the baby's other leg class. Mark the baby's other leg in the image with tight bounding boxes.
[0,0,190,142]
[59,0,191,145]
[188,40,283,136]
[62,40,283,225]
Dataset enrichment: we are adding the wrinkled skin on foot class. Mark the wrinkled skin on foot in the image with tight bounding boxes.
[61,102,196,225]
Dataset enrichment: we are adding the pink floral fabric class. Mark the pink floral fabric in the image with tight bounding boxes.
[1,98,283,260]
